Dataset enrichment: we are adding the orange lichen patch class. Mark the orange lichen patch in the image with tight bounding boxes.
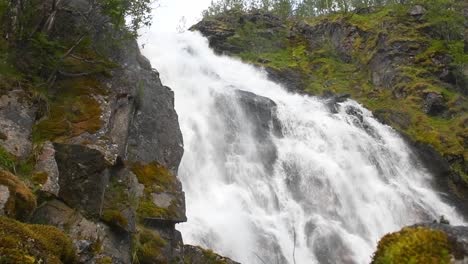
[33,77,104,143]
[0,170,36,220]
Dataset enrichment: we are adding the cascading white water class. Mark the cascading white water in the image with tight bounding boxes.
[142,31,464,264]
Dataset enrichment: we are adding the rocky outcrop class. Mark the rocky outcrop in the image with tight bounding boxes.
[214,89,282,173]
[0,90,35,159]
[183,245,240,264]
[373,222,468,263]
[0,0,234,263]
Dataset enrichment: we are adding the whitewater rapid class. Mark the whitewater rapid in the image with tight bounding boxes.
[142,31,463,264]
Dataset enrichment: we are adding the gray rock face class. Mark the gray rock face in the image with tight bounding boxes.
[54,143,108,217]
[0,90,35,159]
[234,90,282,138]
[34,141,60,196]
[32,199,131,264]
[0,185,9,215]
[126,81,184,174]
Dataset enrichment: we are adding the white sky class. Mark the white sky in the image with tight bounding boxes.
[143,0,213,34]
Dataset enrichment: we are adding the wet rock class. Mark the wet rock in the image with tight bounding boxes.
[264,66,308,93]
[234,90,282,138]
[34,141,60,196]
[190,20,237,54]
[423,92,447,115]
[54,143,108,217]
[0,90,35,159]
[183,245,240,264]
[235,90,282,172]
[324,93,351,113]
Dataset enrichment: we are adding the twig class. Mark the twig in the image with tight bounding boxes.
[254,253,268,264]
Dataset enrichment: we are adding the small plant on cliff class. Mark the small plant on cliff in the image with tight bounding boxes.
[0,216,75,264]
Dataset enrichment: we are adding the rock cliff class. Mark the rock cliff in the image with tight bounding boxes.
[0,0,235,263]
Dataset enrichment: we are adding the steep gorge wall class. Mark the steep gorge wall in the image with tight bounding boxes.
[0,0,236,263]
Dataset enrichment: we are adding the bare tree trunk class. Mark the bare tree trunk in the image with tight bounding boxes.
[42,0,63,34]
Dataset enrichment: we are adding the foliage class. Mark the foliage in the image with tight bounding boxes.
[0,216,75,264]
[101,0,154,35]
[133,226,167,264]
[372,227,451,264]
[204,0,408,18]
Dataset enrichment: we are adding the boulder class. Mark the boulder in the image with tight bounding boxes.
[423,92,447,115]
[408,5,427,18]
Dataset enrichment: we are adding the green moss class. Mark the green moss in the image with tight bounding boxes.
[0,145,15,171]
[96,256,113,264]
[33,77,104,143]
[136,199,178,220]
[0,170,37,220]
[0,216,76,264]
[133,226,167,264]
[372,227,451,264]
[101,209,128,229]
[132,162,176,193]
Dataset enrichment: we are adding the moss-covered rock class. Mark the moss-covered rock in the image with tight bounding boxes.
[372,226,452,263]
[183,245,240,264]
[0,169,36,220]
[132,162,186,221]
[133,226,168,264]
[0,216,75,264]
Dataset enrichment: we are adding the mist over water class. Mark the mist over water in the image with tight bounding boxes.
[142,31,463,264]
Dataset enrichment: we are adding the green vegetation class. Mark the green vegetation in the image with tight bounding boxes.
[372,227,451,264]
[102,209,129,229]
[0,216,75,264]
[132,162,176,192]
[133,226,167,264]
[204,0,432,18]
[131,162,180,219]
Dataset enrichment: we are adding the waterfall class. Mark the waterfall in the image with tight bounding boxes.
[142,31,464,264]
